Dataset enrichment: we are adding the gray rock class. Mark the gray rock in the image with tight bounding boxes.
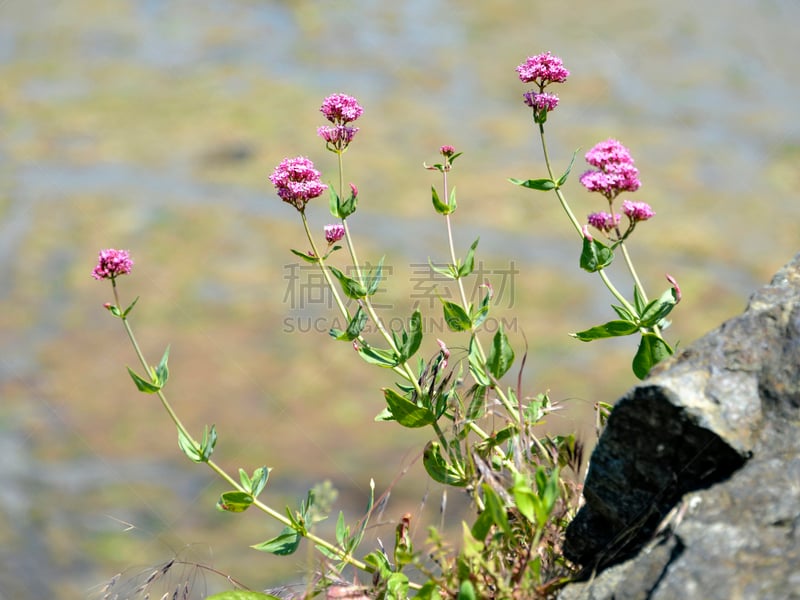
[560,253,800,600]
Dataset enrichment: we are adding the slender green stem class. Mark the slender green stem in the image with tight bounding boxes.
[537,124,637,317]
[540,124,583,236]
[438,171,522,427]
[618,243,647,303]
[618,241,661,337]
[112,289,376,576]
[327,152,425,398]
[300,212,350,319]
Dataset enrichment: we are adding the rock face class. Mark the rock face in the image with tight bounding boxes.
[559,254,800,600]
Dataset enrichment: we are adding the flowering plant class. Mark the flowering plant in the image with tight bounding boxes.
[95,52,679,599]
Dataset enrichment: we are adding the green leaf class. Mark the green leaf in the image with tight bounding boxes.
[571,319,639,342]
[216,490,254,513]
[486,326,514,379]
[386,573,409,600]
[525,392,550,424]
[638,287,679,328]
[154,345,170,388]
[508,177,556,191]
[423,441,468,486]
[328,266,367,300]
[470,504,493,541]
[239,468,251,490]
[534,466,560,527]
[330,307,367,341]
[365,256,386,296]
[416,581,445,600]
[206,591,282,600]
[249,467,270,498]
[363,550,393,578]
[177,428,203,462]
[632,333,673,379]
[398,310,423,362]
[468,335,491,386]
[200,424,217,462]
[428,258,458,280]
[442,301,472,332]
[126,367,161,393]
[482,484,511,536]
[335,510,348,546]
[457,580,477,600]
[329,186,357,219]
[329,187,341,218]
[633,285,647,315]
[431,185,454,215]
[465,384,487,421]
[350,478,375,550]
[121,296,139,318]
[251,526,301,555]
[383,388,435,428]
[511,473,537,524]
[471,284,492,329]
[457,238,479,279]
[289,248,319,263]
[556,149,579,187]
[579,236,614,272]
[357,345,399,368]
[611,303,636,321]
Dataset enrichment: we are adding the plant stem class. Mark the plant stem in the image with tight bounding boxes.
[300,212,350,319]
[326,153,425,398]
[537,124,638,317]
[112,289,377,577]
[438,171,522,427]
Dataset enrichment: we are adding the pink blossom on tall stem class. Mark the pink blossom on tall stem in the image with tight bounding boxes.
[580,139,641,199]
[622,200,655,222]
[91,249,133,280]
[320,93,364,124]
[523,91,560,112]
[587,211,621,233]
[440,145,456,158]
[319,94,363,151]
[516,52,569,85]
[269,156,328,212]
[324,223,345,244]
[517,52,568,116]
[579,165,640,197]
[318,125,359,147]
[585,139,635,169]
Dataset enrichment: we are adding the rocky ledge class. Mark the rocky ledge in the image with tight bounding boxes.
[559,253,800,600]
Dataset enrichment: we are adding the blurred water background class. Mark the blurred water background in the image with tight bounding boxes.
[1,0,799,597]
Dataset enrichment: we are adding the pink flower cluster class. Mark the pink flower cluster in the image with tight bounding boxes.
[516,52,568,119]
[269,156,328,212]
[317,125,358,147]
[320,93,364,124]
[622,200,655,222]
[579,139,641,199]
[318,93,363,152]
[586,211,621,233]
[91,248,133,280]
[581,140,655,237]
[516,52,570,85]
[324,223,345,244]
[523,91,559,112]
